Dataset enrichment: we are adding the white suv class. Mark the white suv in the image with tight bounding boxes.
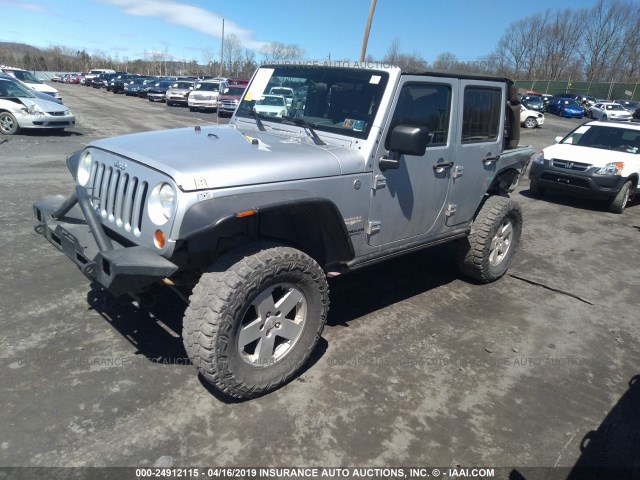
[0,66,61,100]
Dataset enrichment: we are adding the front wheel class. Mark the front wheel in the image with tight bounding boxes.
[609,181,632,214]
[0,111,20,135]
[183,244,329,399]
[524,117,537,129]
[457,196,523,283]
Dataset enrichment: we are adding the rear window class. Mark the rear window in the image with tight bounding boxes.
[461,86,502,143]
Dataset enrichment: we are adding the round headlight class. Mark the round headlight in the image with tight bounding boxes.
[77,151,92,186]
[148,182,176,226]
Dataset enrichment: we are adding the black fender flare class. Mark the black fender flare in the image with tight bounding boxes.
[179,189,355,267]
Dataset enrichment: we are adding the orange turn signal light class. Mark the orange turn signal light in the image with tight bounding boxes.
[236,209,257,218]
[154,229,166,249]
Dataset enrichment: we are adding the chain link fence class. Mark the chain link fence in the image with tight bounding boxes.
[514,80,640,101]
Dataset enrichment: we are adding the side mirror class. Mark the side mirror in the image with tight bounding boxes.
[380,125,429,170]
[554,136,563,144]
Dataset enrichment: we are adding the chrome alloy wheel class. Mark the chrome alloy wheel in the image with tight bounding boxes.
[237,283,307,366]
[489,219,513,266]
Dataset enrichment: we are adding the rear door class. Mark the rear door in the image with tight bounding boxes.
[446,80,505,227]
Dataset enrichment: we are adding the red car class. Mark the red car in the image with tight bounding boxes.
[217,85,247,116]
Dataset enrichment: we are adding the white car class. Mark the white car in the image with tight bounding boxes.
[1,66,61,100]
[588,102,633,121]
[0,77,75,135]
[520,106,544,129]
[269,87,295,106]
[187,80,227,112]
[529,121,640,213]
[254,94,288,117]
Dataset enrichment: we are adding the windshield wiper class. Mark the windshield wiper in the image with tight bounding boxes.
[281,116,326,146]
[249,108,266,132]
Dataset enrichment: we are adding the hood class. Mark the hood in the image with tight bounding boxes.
[20,96,68,112]
[90,125,365,191]
[543,143,634,166]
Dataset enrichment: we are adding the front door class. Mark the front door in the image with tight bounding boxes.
[367,76,458,247]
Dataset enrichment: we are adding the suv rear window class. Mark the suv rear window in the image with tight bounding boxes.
[462,87,501,143]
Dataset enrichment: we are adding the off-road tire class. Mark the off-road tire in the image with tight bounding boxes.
[457,196,523,283]
[609,180,632,214]
[183,243,329,399]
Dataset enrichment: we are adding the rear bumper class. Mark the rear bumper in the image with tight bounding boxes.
[33,189,178,296]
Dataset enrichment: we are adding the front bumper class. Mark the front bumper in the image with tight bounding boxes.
[18,113,75,129]
[33,188,178,296]
[529,161,626,199]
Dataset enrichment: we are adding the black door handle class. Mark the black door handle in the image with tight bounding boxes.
[433,161,454,171]
[483,155,500,164]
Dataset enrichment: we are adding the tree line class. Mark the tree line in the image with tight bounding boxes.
[383,0,639,82]
[0,0,637,82]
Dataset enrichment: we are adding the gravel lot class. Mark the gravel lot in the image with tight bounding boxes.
[1,83,639,475]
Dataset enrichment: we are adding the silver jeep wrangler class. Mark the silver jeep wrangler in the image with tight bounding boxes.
[34,63,534,399]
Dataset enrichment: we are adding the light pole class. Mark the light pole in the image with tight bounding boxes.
[359,0,377,62]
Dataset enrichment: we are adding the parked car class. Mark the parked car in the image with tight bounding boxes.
[548,98,584,118]
[0,77,75,135]
[529,121,640,213]
[0,73,64,105]
[269,86,295,106]
[633,108,640,120]
[540,94,554,111]
[613,100,639,113]
[123,77,150,96]
[520,106,544,128]
[112,74,138,94]
[33,63,534,399]
[0,66,61,100]
[147,80,174,102]
[520,94,544,112]
[588,102,633,121]
[253,94,288,117]
[217,85,247,116]
[165,81,195,106]
[137,77,159,98]
[187,80,226,112]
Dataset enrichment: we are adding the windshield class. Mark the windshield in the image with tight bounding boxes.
[0,78,37,98]
[9,70,43,85]
[561,125,640,154]
[195,82,220,92]
[173,82,193,89]
[225,87,246,96]
[237,66,389,139]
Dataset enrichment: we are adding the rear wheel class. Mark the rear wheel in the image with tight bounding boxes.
[457,196,523,283]
[183,243,329,399]
[0,111,19,135]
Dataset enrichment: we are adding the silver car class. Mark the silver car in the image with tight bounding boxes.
[0,78,75,135]
[165,81,194,107]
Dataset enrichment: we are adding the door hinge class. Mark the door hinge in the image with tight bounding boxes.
[445,204,457,217]
[372,174,387,190]
[452,166,464,178]
[366,221,381,235]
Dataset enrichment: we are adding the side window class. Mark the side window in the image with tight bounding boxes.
[462,86,502,143]
[385,82,451,150]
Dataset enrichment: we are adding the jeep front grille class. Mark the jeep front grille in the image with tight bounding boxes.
[87,161,148,237]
